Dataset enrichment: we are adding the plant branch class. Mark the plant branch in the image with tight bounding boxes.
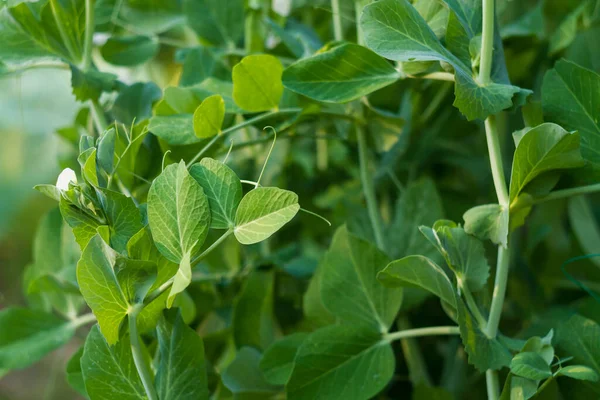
[478,0,495,84]
[385,326,460,342]
[485,245,510,338]
[81,0,95,70]
[71,313,97,327]
[129,306,158,400]
[90,98,108,135]
[331,0,343,41]
[187,108,301,167]
[356,125,385,250]
[407,72,455,82]
[484,116,509,208]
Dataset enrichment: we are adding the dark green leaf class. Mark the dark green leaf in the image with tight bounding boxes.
[260,333,308,385]
[222,347,280,399]
[70,65,120,102]
[183,0,244,46]
[100,35,159,66]
[112,82,162,124]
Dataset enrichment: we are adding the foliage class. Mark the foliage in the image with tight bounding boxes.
[2,0,600,399]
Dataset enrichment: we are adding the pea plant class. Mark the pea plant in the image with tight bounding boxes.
[2,0,600,399]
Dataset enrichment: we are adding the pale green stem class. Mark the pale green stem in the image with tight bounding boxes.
[144,229,233,305]
[81,0,95,70]
[186,108,301,167]
[356,125,385,250]
[407,71,455,82]
[485,245,510,338]
[90,98,108,135]
[71,313,97,327]
[478,0,495,84]
[484,116,509,208]
[528,183,600,207]
[331,0,343,40]
[486,370,500,400]
[129,307,158,400]
[385,326,460,342]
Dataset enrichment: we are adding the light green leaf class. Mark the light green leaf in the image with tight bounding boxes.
[222,347,280,399]
[232,270,275,350]
[100,35,159,66]
[234,187,299,245]
[193,94,225,138]
[557,365,599,382]
[81,325,146,400]
[0,307,76,370]
[360,0,527,120]
[542,59,600,164]
[156,310,209,400]
[77,235,129,344]
[148,114,199,146]
[260,333,308,386]
[148,160,211,263]
[386,178,444,259]
[509,122,585,202]
[463,204,508,247]
[233,54,283,112]
[510,352,552,380]
[286,325,394,400]
[96,188,144,253]
[190,158,242,229]
[282,43,400,103]
[320,226,403,333]
[378,255,456,310]
[59,198,101,250]
[183,0,244,46]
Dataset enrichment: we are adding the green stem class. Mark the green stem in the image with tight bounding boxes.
[357,125,385,250]
[71,313,97,328]
[186,108,301,167]
[534,376,555,398]
[331,0,343,40]
[407,72,455,82]
[144,229,233,306]
[532,183,600,205]
[486,370,500,400]
[461,284,487,329]
[129,307,158,400]
[385,326,460,342]
[485,245,510,338]
[478,0,495,84]
[484,116,509,208]
[81,0,95,70]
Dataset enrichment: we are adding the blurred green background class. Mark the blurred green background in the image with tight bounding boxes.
[0,69,82,399]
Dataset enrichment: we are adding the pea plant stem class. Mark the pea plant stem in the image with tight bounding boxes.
[331,0,343,41]
[385,326,460,342]
[81,0,95,70]
[479,1,510,399]
[129,306,158,400]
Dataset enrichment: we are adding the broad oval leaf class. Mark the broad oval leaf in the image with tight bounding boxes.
[148,160,211,263]
[260,333,308,386]
[321,226,403,333]
[557,365,599,382]
[282,43,400,103]
[190,158,242,229]
[0,307,76,370]
[81,325,146,399]
[232,54,284,112]
[193,94,225,138]
[100,35,159,66]
[77,235,129,345]
[234,187,300,245]
[542,59,600,165]
[286,325,395,400]
[510,352,552,380]
[156,310,209,400]
[509,122,585,202]
[463,204,509,247]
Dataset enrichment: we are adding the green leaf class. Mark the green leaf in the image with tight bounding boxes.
[100,35,159,66]
[510,352,552,380]
[148,114,199,146]
[234,187,300,245]
[282,43,400,103]
[556,315,600,392]
[190,158,242,229]
[320,226,403,333]
[148,161,211,263]
[0,7,57,63]
[70,65,120,102]
[286,325,394,400]
[66,346,87,397]
[183,0,244,46]
[232,270,275,350]
[112,82,162,124]
[548,3,588,56]
[509,122,584,202]
[557,365,599,382]
[156,310,209,400]
[81,325,146,399]
[463,204,509,247]
[260,333,308,385]
[422,223,490,292]
[59,198,101,250]
[222,347,280,399]
[232,54,283,112]
[0,307,75,370]
[193,94,225,138]
[77,235,129,344]
[386,178,444,259]
[360,0,528,120]
[542,59,600,164]
[378,255,456,311]
[96,188,144,253]
[568,196,600,267]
